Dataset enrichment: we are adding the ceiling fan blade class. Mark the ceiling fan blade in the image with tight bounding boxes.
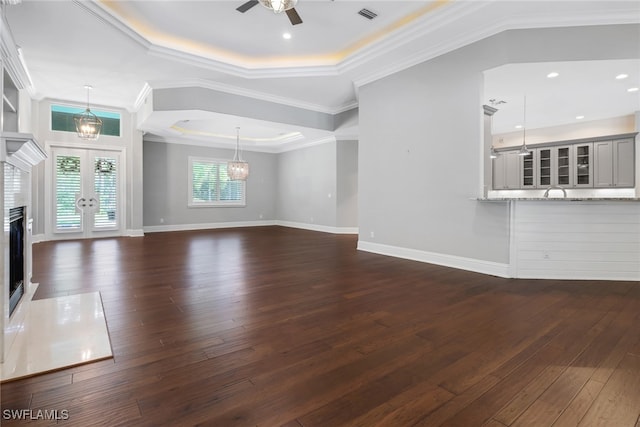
[286,8,303,25]
[236,0,259,13]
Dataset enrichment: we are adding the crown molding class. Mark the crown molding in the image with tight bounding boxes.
[0,11,32,92]
[146,78,357,115]
[74,0,152,50]
[340,0,491,77]
[275,135,336,153]
[147,42,341,79]
[353,6,640,89]
[85,0,639,115]
[143,132,336,154]
[86,0,342,79]
[133,82,152,112]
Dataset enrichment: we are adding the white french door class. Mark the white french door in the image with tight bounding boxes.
[50,147,123,239]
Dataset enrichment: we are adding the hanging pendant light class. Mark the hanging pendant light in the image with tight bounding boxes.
[227,127,249,181]
[74,85,102,140]
[518,95,531,156]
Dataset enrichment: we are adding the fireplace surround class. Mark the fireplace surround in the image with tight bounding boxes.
[8,205,25,317]
[1,133,46,364]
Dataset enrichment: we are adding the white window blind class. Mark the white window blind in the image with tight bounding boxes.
[55,155,82,230]
[189,157,245,207]
[94,157,118,228]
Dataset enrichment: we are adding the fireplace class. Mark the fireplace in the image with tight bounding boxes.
[9,206,25,317]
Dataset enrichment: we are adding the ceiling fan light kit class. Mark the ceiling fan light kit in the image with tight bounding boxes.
[259,0,297,14]
[237,0,302,25]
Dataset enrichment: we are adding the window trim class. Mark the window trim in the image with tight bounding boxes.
[188,156,246,207]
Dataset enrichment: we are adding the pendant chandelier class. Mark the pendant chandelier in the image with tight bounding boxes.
[258,0,297,13]
[74,85,102,140]
[227,127,249,181]
[518,95,531,156]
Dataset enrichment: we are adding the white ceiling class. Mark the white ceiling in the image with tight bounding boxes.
[485,59,640,135]
[4,0,640,150]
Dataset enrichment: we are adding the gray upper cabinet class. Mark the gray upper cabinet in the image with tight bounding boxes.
[554,145,572,187]
[594,138,635,188]
[534,145,573,188]
[613,138,635,187]
[492,133,636,191]
[573,143,593,187]
[521,150,536,189]
[537,147,552,187]
[493,150,520,189]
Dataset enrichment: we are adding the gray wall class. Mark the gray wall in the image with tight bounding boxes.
[276,142,337,227]
[337,140,358,228]
[154,87,335,131]
[144,138,359,231]
[358,24,639,263]
[143,140,277,226]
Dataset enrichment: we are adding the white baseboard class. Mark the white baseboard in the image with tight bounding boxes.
[357,240,510,278]
[143,220,277,233]
[275,221,358,235]
[31,234,46,244]
[35,222,357,239]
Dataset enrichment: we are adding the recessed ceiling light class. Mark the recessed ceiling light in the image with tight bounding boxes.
[576,115,585,120]
[547,72,559,78]
[515,125,523,129]
[616,73,629,80]
[282,32,292,40]
[628,87,639,92]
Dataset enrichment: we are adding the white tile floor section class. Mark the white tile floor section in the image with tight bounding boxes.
[0,292,113,382]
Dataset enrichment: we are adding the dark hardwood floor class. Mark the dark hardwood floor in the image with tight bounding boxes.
[2,226,639,426]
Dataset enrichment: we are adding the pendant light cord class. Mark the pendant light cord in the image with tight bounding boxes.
[522,95,527,145]
[85,85,93,111]
[234,127,241,161]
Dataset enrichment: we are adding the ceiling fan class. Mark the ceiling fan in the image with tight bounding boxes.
[237,0,303,26]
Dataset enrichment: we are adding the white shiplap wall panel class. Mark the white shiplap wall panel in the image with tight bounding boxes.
[513,201,640,281]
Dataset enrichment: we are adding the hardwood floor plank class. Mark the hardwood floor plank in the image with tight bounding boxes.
[436,290,621,426]
[2,227,638,426]
[552,379,606,427]
[578,353,640,427]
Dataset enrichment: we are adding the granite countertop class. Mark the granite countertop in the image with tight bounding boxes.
[478,197,640,201]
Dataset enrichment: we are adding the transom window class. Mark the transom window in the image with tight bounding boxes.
[51,104,121,137]
[188,157,245,207]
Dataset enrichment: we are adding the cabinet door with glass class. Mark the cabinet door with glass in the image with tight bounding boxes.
[537,148,552,187]
[520,150,536,188]
[553,145,572,187]
[573,143,593,187]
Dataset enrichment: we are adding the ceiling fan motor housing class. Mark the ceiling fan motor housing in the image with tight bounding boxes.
[259,0,298,13]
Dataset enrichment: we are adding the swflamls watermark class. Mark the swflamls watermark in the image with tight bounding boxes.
[2,409,70,421]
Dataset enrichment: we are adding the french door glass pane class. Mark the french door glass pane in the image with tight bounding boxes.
[55,155,82,230]
[94,156,118,228]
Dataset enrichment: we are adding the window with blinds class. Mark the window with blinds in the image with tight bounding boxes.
[55,155,82,230]
[189,157,245,207]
